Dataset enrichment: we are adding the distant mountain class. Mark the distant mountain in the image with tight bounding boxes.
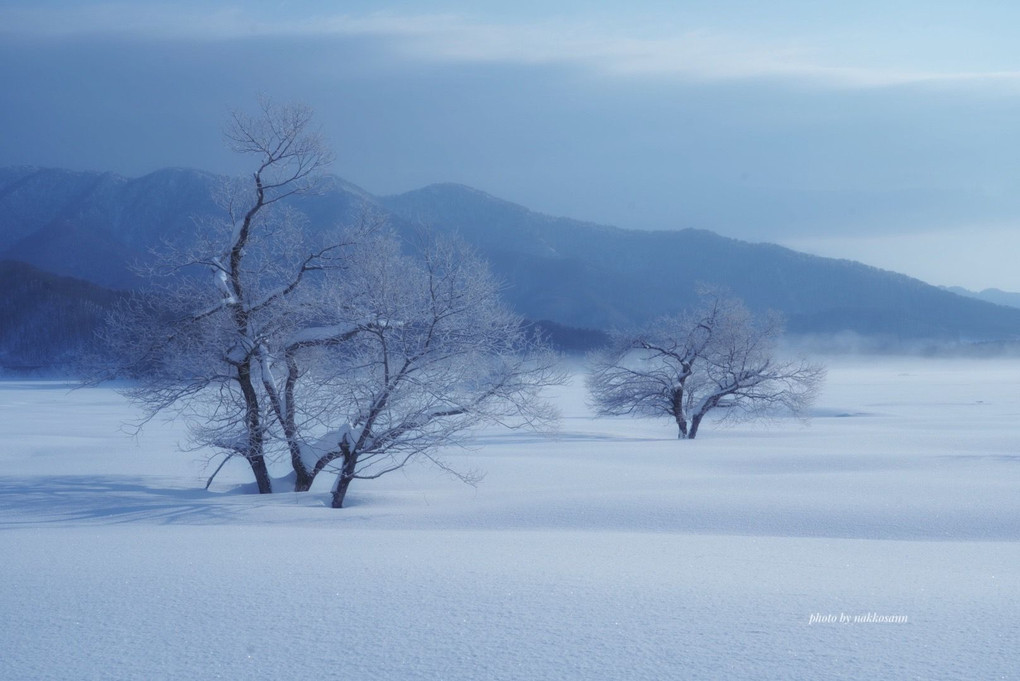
[3,166,1020,356]
[945,286,1020,310]
[0,260,126,372]
[381,183,1020,340]
[0,166,222,288]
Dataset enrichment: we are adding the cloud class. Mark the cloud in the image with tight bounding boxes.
[4,2,1020,293]
[5,3,1020,89]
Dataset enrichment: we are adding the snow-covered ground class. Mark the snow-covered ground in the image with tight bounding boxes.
[2,357,1018,680]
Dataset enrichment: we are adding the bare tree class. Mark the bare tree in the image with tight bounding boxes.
[265,233,563,508]
[101,97,342,493]
[587,291,824,439]
[99,99,561,505]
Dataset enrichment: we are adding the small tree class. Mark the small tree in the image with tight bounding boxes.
[587,291,824,439]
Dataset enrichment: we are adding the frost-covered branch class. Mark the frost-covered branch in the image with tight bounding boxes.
[277,233,564,507]
[588,290,824,439]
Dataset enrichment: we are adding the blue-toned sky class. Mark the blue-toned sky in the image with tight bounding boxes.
[3,1,1020,290]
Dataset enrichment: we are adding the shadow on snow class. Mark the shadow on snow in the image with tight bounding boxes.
[0,475,326,528]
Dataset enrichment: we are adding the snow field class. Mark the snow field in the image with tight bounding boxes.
[1,357,1018,679]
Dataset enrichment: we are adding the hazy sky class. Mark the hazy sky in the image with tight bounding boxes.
[3,1,1020,291]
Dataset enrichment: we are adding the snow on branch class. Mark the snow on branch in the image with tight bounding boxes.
[588,290,824,439]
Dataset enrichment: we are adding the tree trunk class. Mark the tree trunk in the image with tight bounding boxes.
[331,475,353,509]
[293,469,314,493]
[688,413,704,440]
[671,387,688,439]
[248,453,273,494]
[284,354,314,493]
[675,413,688,439]
[330,450,358,508]
[237,361,272,493]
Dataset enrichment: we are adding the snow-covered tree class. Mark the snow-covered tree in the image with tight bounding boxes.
[102,97,339,493]
[99,98,560,504]
[587,291,824,439]
[270,234,562,507]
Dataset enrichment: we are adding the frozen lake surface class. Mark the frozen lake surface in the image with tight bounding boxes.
[1,357,1018,679]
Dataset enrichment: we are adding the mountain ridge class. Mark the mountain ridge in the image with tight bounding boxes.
[3,165,1020,348]
[945,286,1020,310]
[380,181,1020,339]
